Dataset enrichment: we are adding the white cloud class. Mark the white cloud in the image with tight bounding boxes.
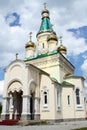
[62,31,87,56]
[0,0,87,66]
[81,59,87,78]
[0,80,4,95]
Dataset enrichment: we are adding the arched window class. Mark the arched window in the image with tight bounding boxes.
[44,91,47,104]
[76,89,80,105]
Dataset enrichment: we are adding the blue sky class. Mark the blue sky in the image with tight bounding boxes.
[5,12,21,27]
[68,26,87,76]
[0,0,87,97]
[0,67,4,80]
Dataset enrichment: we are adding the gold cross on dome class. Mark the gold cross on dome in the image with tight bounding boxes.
[60,36,63,44]
[16,53,18,60]
[44,2,47,9]
[29,32,32,41]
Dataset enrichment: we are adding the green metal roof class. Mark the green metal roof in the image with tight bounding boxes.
[24,50,58,62]
[51,77,58,83]
[39,18,52,32]
[61,81,74,86]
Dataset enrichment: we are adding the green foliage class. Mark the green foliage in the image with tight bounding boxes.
[74,128,87,130]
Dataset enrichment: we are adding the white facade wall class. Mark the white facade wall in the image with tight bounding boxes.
[61,86,75,119]
[64,77,86,119]
[40,75,56,120]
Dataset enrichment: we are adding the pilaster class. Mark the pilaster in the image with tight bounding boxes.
[34,97,40,119]
[21,95,31,120]
[1,97,10,120]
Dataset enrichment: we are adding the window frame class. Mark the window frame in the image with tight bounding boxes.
[44,91,48,105]
[41,89,49,110]
[75,88,84,110]
[76,88,80,105]
[67,95,70,105]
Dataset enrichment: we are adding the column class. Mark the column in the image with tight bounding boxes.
[9,94,14,119]
[14,92,18,119]
[34,97,40,119]
[21,95,31,120]
[1,97,10,120]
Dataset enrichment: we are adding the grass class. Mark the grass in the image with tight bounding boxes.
[74,128,87,130]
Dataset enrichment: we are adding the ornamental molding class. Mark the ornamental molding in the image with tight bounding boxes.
[7,79,23,93]
[29,57,58,68]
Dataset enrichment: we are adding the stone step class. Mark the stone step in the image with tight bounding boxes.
[18,120,47,126]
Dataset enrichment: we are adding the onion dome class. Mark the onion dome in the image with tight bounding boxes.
[41,3,49,19]
[25,32,36,49]
[25,41,36,49]
[47,33,58,42]
[57,36,67,55]
[42,9,49,17]
[57,44,67,53]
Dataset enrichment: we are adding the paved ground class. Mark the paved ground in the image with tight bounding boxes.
[0,120,87,130]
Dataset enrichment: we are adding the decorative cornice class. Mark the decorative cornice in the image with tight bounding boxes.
[26,53,74,74]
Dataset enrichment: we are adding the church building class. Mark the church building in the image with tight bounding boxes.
[1,4,86,121]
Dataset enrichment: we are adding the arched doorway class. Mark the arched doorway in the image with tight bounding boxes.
[8,90,23,120]
[7,81,23,120]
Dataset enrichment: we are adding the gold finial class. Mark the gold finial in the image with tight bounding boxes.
[44,2,47,9]
[16,53,18,60]
[60,36,63,44]
[29,32,32,41]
